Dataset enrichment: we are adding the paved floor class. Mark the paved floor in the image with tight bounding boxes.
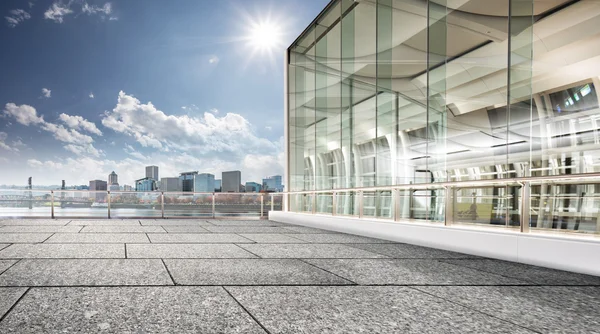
[0,219,599,333]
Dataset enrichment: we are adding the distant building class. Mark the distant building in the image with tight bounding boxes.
[195,173,215,193]
[123,185,133,192]
[179,171,198,192]
[135,177,157,192]
[262,175,283,192]
[108,171,118,185]
[222,171,241,192]
[146,166,159,181]
[245,182,262,193]
[89,180,107,201]
[214,179,222,192]
[160,177,181,192]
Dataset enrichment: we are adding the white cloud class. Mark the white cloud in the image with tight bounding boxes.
[3,103,44,126]
[123,144,146,160]
[0,132,18,152]
[42,88,51,98]
[209,108,219,114]
[209,56,220,64]
[27,159,43,168]
[44,3,74,23]
[41,122,94,145]
[64,143,101,157]
[82,2,112,15]
[102,91,278,158]
[5,9,31,28]
[59,113,103,135]
[265,126,272,131]
[89,92,94,99]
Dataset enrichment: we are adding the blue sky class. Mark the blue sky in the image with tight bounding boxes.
[0,0,328,186]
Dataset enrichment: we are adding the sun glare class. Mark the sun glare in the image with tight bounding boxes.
[248,21,282,53]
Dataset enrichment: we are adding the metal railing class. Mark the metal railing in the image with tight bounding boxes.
[0,190,284,219]
[280,172,600,236]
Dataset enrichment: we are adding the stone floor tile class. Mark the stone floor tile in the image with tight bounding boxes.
[278,225,340,234]
[0,287,265,333]
[0,244,9,251]
[0,226,83,233]
[238,244,387,258]
[238,234,308,243]
[417,286,600,333]
[166,259,353,285]
[67,220,141,226]
[161,225,211,233]
[203,226,294,233]
[0,287,28,320]
[45,233,149,243]
[0,260,17,274]
[140,219,213,226]
[444,259,600,285]
[0,219,68,226]
[305,259,528,285]
[0,233,53,243]
[290,234,394,244]
[127,244,257,258]
[350,243,479,259]
[0,244,125,259]
[206,220,285,226]
[523,286,600,315]
[79,225,166,233]
[0,259,172,286]
[148,233,254,244]
[226,286,534,334]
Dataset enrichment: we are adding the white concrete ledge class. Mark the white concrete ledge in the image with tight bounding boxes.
[269,211,600,277]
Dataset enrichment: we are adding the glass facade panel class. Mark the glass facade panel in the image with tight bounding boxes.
[287,0,600,232]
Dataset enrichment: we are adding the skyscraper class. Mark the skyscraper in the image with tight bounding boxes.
[89,180,107,201]
[160,177,181,192]
[108,171,118,185]
[222,171,241,192]
[262,175,283,192]
[179,171,198,192]
[195,173,215,193]
[146,166,159,181]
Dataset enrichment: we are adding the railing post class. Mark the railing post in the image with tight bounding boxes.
[444,186,453,226]
[311,192,317,214]
[358,191,364,219]
[107,191,111,219]
[520,182,531,233]
[260,194,264,218]
[161,192,165,219]
[332,191,337,216]
[393,189,400,222]
[270,194,274,212]
[50,190,54,219]
[212,193,216,219]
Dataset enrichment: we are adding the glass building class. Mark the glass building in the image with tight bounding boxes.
[285,0,600,234]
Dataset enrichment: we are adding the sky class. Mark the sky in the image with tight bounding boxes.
[0,0,328,187]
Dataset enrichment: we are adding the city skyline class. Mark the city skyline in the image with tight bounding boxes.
[0,0,329,186]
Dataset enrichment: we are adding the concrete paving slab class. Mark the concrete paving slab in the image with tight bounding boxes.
[79,225,166,233]
[67,220,141,226]
[279,225,342,234]
[522,286,600,315]
[0,233,53,243]
[204,226,295,233]
[206,220,285,226]
[165,259,353,285]
[0,244,125,259]
[0,244,9,251]
[0,259,173,286]
[226,286,534,333]
[238,234,308,243]
[290,233,394,244]
[162,225,211,233]
[0,226,82,233]
[0,288,27,320]
[140,219,213,226]
[238,244,387,258]
[305,259,528,285]
[0,260,17,274]
[127,244,258,259]
[45,233,149,243]
[148,233,254,244]
[443,259,600,285]
[0,287,265,333]
[0,219,68,226]
[417,286,600,333]
[350,243,479,259]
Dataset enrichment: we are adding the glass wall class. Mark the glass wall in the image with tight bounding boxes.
[287,0,600,233]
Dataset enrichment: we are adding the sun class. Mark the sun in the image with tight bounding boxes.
[247,21,283,53]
